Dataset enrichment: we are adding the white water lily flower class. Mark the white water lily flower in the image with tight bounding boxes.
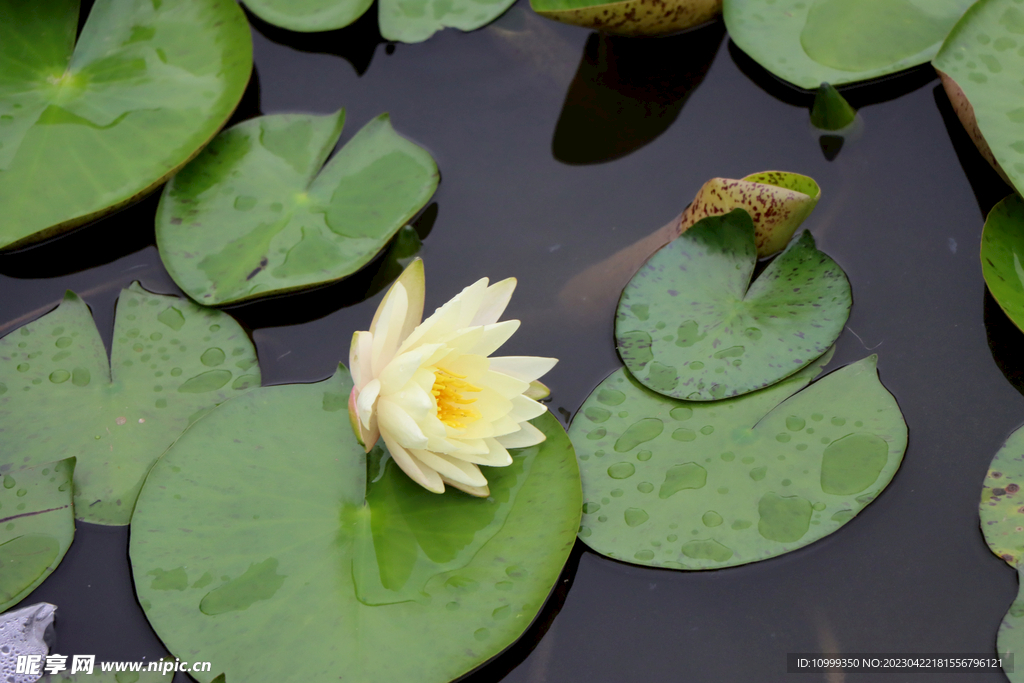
[348,259,557,497]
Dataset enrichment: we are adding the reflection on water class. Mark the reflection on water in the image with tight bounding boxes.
[552,23,725,165]
[353,439,537,605]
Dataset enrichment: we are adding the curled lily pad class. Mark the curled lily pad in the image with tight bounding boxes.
[530,0,720,37]
[569,353,908,569]
[980,423,1024,567]
[0,0,252,250]
[981,195,1024,334]
[156,111,439,306]
[130,367,580,683]
[724,0,974,89]
[243,0,515,42]
[934,0,1024,195]
[616,209,851,401]
[0,459,75,612]
[0,284,259,525]
[810,83,857,132]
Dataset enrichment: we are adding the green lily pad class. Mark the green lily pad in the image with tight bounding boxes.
[130,367,580,683]
[981,195,1024,334]
[569,352,907,569]
[0,0,252,250]
[980,422,1024,567]
[998,569,1024,681]
[724,0,974,89]
[935,0,1024,198]
[156,111,439,306]
[0,458,75,612]
[0,284,259,526]
[242,0,514,43]
[615,209,851,401]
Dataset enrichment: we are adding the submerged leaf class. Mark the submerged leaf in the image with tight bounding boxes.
[0,285,259,525]
[724,0,974,89]
[0,459,75,612]
[0,0,252,250]
[530,0,721,37]
[570,353,907,569]
[130,367,580,683]
[615,209,850,401]
[934,0,1024,196]
[156,111,438,306]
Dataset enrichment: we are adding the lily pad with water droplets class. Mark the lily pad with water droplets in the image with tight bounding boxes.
[0,0,252,250]
[242,0,515,43]
[130,367,580,683]
[0,284,259,526]
[724,0,974,89]
[616,209,851,401]
[981,195,1024,334]
[156,111,439,306]
[569,352,907,570]
[0,458,75,612]
[935,0,1024,198]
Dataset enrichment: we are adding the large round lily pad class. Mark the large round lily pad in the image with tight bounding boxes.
[156,111,438,306]
[615,209,851,401]
[569,352,908,570]
[935,0,1024,198]
[0,458,75,612]
[130,367,580,683]
[724,0,974,89]
[0,284,259,525]
[981,194,1024,334]
[0,0,252,250]
[242,0,515,43]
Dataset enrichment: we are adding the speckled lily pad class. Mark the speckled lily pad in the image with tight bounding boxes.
[981,195,1024,334]
[934,0,1024,197]
[997,569,1024,681]
[130,367,580,683]
[0,0,252,250]
[530,0,720,37]
[616,208,851,401]
[569,352,908,570]
[980,423,1024,567]
[156,111,438,306]
[725,0,974,89]
[0,284,259,525]
[0,458,75,612]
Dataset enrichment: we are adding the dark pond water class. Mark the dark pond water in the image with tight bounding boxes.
[2,3,1021,681]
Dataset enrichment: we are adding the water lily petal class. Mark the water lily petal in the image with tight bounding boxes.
[377,397,429,449]
[495,421,546,449]
[469,320,520,357]
[471,277,516,327]
[371,259,424,341]
[356,378,381,428]
[439,474,489,498]
[451,278,490,329]
[488,356,558,383]
[382,432,444,493]
[509,395,547,421]
[349,330,374,390]
[371,282,409,377]
[411,449,488,487]
[378,343,443,395]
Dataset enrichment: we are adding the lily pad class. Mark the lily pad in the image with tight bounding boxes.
[569,353,907,569]
[979,422,1024,567]
[981,195,1024,334]
[724,0,975,89]
[934,0,1024,197]
[530,0,721,37]
[0,0,252,250]
[156,111,439,306]
[243,0,515,43]
[0,459,75,612]
[997,569,1024,682]
[679,171,821,257]
[130,367,580,683]
[615,209,851,401]
[0,284,259,525]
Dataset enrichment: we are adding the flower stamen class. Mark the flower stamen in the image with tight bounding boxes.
[432,369,481,428]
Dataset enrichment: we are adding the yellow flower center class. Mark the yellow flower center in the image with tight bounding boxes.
[432,369,481,428]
